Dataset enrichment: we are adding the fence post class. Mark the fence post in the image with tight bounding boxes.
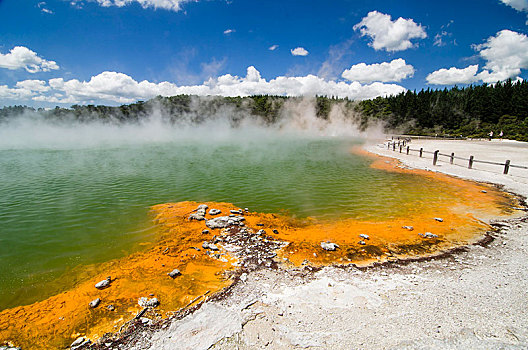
[387,142,390,150]
[504,160,510,174]
[433,150,439,166]
[419,148,423,157]
[450,152,454,164]
[393,142,396,151]
[406,146,410,155]
[399,144,402,153]
[391,136,394,140]
[468,156,474,169]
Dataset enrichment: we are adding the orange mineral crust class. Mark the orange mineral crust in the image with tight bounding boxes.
[0,202,237,349]
[0,166,517,349]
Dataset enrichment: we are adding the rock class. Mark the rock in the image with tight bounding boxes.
[70,337,91,349]
[206,216,245,229]
[107,304,115,311]
[358,240,366,245]
[359,234,370,240]
[420,232,439,238]
[95,276,111,289]
[202,241,219,251]
[434,217,444,222]
[202,229,210,234]
[256,223,264,226]
[230,209,243,214]
[168,269,181,278]
[209,209,221,215]
[208,243,220,251]
[189,213,205,221]
[402,226,414,231]
[257,229,266,235]
[140,317,153,325]
[189,204,208,221]
[481,190,487,193]
[70,337,86,348]
[321,241,339,251]
[272,229,279,234]
[240,273,248,282]
[138,297,159,308]
[89,298,101,308]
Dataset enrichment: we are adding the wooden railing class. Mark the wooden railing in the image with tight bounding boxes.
[386,141,528,175]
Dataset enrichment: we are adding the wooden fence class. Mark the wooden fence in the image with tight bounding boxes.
[386,140,528,175]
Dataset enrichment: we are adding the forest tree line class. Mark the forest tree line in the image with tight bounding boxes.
[357,79,528,141]
[1,79,527,141]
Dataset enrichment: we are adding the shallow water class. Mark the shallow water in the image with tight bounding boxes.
[0,126,497,311]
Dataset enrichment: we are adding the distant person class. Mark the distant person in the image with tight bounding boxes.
[488,131,493,141]
[499,130,503,141]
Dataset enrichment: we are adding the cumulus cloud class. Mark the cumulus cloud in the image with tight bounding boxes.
[353,11,427,52]
[70,0,193,11]
[341,59,415,83]
[223,29,235,35]
[426,30,528,85]
[475,29,528,83]
[0,46,59,73]
[0,80,49,100]
[1,66,407,105]
[291,47,309,56]
[268,45,279,51]
[426,65,479,85]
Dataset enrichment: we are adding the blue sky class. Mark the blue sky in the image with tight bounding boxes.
[1,0,528,107]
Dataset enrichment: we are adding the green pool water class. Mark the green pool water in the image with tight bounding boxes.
[0,124,456,310]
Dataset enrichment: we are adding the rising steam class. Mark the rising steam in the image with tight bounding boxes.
[0,97,386,150]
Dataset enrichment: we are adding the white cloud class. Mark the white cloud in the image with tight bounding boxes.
[353,11,427,52]
[426,65,479,85]
[0,46,59,73]
[70,0,193,11]
[291,47,309,56]
[0,80,49,100]
[475,29,528,83]
[499,0,528,11]
[16,80,50,92]
[341,59,415,83]
[268,45,279,51]
[38,2,54,13]
[433,31,451,47]
[223,29,235,35]
[1,67,406,105]
[426,29,528,85]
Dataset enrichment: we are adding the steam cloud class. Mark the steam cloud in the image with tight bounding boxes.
[0,98,386,150]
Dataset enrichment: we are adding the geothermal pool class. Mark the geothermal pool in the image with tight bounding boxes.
[0,125,488,310]
[0,120,517,348]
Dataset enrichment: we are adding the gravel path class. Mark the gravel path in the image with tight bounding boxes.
[125,139,528,350]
